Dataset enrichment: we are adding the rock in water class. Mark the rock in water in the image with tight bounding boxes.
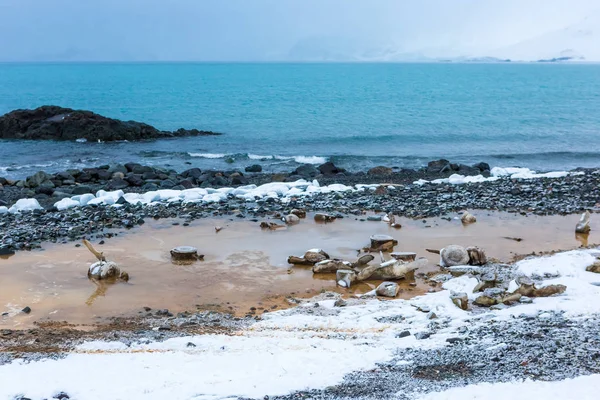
[376,282,400,297]
[88,261,122,280]
[314,213,336,222]
[170,246,201,261]
[313,259,351,273]
[304,249,330,263]
[357,258,427,281]
[466,246,487,266]
[288,249,330,265]
[461,212,477,224]
[283,214,300,225]
[354,254,375,267]
[576,211,591,234]
[0,106,221,141]
[369,234,398,250]
[336,269,357,288]
[440,245,470,267]
[290,209,306,218]
[390,252,417,262]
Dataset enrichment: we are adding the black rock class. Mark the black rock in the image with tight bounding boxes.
[35,182,55,196]
[21,306,31,314]
[96,169,112,181]
[473,162,491,172]
[53,392,70,399]
[231,175,249,185]
[293,164,319,178]
[181,168,203,179]
[72,185,93,195]
[142,183,159,192]
[0,247,16,256]
[160,179,176,189]
[0,106,222,141]
[125,174,144,187]
[396,330,411,338]
[457,164,481,176]
[124,162,142,172]
[76,172,92,183]
[245,164,262,173]
[142,171,160,180]
[427,159,450,173]
[107,178,130,190]
[179,179,195,189]
[115,196,128,205]
[318,162,344,175]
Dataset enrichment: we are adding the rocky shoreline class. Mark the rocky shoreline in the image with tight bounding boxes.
[0,106,221,141]
[1,159,599,254]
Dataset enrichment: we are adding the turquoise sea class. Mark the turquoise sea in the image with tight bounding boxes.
[1,62,600,179]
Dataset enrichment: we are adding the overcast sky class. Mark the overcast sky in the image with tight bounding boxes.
[0,0,597,61]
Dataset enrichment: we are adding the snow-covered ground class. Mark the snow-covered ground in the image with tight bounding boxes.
[419,374,600,400]
[2,249,600,399]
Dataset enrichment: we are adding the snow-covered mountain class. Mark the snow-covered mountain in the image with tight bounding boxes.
[490,13,600,61]
[285,12,600,63]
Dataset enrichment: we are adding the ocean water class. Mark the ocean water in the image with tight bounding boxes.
[1,62,600,179]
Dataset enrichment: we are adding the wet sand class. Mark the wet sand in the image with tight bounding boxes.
[0,211,595,328]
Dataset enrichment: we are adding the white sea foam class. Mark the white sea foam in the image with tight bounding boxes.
[188,152,227,159]
[188,152,327,164]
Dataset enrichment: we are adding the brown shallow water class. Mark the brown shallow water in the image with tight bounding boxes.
[0,211,595,328]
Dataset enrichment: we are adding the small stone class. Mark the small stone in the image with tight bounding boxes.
[446,337,464,344]
[21,306,31,314]
[519,296,533,304]
[427,311,438,320]
[450,292,469,310]
[186,342,197,347]
[415,332,431,340]
[158,325,171,331]
[334,299,347,307]
[396,330,411,338]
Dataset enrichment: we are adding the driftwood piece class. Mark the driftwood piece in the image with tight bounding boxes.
[576,211,591,234]
[357,258,426,281]
[313,259,351,273]
[83,239,105,262]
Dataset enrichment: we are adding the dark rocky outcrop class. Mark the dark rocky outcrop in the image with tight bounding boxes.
[0,106,221,141]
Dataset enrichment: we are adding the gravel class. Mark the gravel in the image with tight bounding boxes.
[265,312,600,400]
[2,169,600,254]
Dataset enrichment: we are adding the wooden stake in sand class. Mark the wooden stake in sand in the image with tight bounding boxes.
[83,239,129,281]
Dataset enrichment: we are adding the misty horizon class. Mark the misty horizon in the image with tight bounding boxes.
[0,0,599,62]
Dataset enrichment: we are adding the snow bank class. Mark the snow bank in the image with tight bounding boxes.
[414,167,584,186]
[0,289,471,400]
[8,198,42,213]
[419,374,600,400]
